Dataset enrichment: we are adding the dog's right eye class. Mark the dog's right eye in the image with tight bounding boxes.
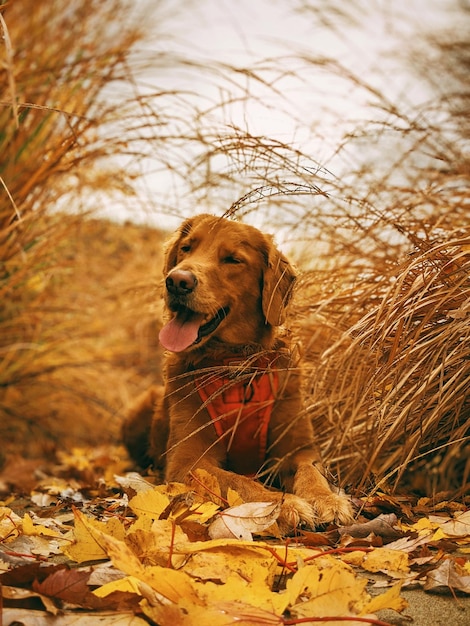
[223,255,242,264]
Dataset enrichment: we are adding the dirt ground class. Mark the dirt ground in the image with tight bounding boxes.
[377,588,469,625]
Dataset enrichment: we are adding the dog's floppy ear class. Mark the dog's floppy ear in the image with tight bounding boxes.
[262,240,297,326]
[163,216,196,274]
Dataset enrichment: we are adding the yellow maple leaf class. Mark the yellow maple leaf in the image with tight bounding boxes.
[128,487,170,521]
[141,597,283,626]
[0,507,21,542]
[129,481,219,524]
[361,548,410,574]
[188,468,222,503]
[64,508,126,563]
[286,560,369,620]
[181,541,279,588]
[80,512,202,606]
[178,497,220,523]
[361,582,408,615]
[340,550,367,567]
[198,573,288,615]
[126,520,189,568]
[93,575,142,597]
[22,513,62,538]
[227,488,244,507]
[400,517,438,533]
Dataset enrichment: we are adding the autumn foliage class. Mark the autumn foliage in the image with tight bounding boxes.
[1,450,470,624]
[0,0,469,623]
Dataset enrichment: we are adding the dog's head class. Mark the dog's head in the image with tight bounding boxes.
[159,214,296,352]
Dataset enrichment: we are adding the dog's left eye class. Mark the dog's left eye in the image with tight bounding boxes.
[223,255,242,264]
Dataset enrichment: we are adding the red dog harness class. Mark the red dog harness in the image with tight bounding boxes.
[194,356,279,476]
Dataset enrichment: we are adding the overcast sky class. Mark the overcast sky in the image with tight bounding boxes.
[98,0,467,228]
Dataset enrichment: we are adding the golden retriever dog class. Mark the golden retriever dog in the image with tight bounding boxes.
[122,214,353,533]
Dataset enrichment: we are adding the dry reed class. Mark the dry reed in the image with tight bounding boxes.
[1,0,468,497]
[0,0,158,455]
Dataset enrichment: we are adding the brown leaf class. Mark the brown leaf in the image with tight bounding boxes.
[0,562,66,587]
[339,514,402,542]
[424,558,470,594]
[299,529,337,547]
[32,567,142,611]
[361,494,414,519]
[32,568,93,606]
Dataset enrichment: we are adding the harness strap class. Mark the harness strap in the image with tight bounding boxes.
[194,356,279,476]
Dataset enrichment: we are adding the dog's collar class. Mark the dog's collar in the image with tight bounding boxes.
[193,353,280,476]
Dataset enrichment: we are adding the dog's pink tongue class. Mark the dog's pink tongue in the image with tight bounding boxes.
[159,310,205,352]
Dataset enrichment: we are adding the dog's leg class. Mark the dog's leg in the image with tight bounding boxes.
[166,454,316,535]
[269,388,354,526]
[122,386,168,470]
[282,449,354,525]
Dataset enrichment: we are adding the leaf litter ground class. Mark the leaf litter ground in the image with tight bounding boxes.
[1,446,469,625]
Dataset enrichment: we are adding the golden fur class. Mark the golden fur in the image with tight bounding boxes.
[122,214,353,533]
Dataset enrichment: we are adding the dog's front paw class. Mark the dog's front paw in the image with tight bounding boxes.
[277,493,316,535]
[312,492,354,526]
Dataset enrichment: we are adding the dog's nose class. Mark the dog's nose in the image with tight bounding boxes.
[166,269,197,295]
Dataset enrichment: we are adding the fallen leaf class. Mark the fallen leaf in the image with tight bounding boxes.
[126,520,189,568]
[0,507,21,541]
[286,560,370,621]
[22,513,62,538]
[181,542,279,588]
[226,488,244,507]
[1,534,63,562]
[2,607,149,625]
[1,584,60,614]
[402,516,443,535]
[93,574,143,598]
[339,514,402,542]
[197,575,288,616]
[32,568,102,608]
[438,510,470,539]
[128,487,170,522]
[424,558,470,594]
[0,562,65,587]
[386,530,434,553]
[64,508,126,563]
[141,597,283,626]
[208,501,281,540]
[82,513,203,606]
[361,582,408,614]
[114,472,156,494]
[158,490,220,523]
[87,562,128,587]
[361,548,410,575]
[188,468,223,503]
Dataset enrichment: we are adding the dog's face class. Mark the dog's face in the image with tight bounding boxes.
[159,214,296,352]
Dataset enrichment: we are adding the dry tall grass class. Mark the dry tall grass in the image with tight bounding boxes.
[1,0,468,497]
[0,0,159,457]
[178,12,469,495]
[296,27,469,496]
[215,28,470,496]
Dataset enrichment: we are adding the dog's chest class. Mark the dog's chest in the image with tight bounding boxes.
[194,357,279,475]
